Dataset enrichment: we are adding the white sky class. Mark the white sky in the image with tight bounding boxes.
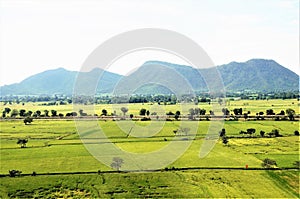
[0,0,299,86]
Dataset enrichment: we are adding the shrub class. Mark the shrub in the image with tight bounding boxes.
[262,158,277,168]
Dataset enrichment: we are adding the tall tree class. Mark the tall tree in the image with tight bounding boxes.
[286,108,295,121]
[44,110,49,117]
[101,109,107,116]
[139,108,146,116]
[121,107,128,117]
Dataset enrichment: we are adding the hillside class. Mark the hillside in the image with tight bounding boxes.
[0,59,299,95]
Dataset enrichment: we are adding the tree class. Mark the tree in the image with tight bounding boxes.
[222,108,230,116]
[286,108,295,121]
[260,130,265,137]
[199,109,206,115]
[246,128,256,136]
[51,110,57,117]
[17,138,28,148]
[189,108,195,116]
[24,117,33,125]
[19,109,26,117]
[166,111,175,116]
[26,110,33,117]
[233,108,242,115]
[130,114,134,119]
[110,157,124,171]
[9,170,22,177]
[101,109,107,116]
[139,108,146,116]
[219,128,226,137]
[243,113,248,120]
[146,110,150,116]
[4,107,11,115]
[10,109,18,117]
[266,109,275,115]
[44,110,49,117]
[36,110,41,117]
[121,107,128,117]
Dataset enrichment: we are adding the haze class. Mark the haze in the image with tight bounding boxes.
[0,0,299,86]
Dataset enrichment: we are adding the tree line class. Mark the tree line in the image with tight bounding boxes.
[1,107,297,122]
[1,91,299,104]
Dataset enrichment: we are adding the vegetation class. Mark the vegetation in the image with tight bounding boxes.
[0,99,299,197]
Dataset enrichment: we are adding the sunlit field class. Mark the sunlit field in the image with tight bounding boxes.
[0,99,299,198]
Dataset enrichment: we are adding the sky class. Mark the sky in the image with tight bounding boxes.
[0,0,299,86]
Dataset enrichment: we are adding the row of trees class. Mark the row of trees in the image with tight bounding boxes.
[2,108,62,118]
[1,106,297,122]
[1,91,298,104]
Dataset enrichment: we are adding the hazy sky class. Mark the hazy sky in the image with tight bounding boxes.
[0,0,299,86]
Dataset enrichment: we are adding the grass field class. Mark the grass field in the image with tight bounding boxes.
[0,99,299,198]
[0,170,298,198]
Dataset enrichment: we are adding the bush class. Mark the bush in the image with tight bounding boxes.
[140,117,151,121]
[23,117,33,125]
[262,158,277,168]
[294,130,299,136]
[9,170,22,177]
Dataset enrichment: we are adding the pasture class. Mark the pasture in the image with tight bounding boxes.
[0,99,299,198]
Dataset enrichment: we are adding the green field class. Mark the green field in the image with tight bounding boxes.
[0,170,298,198]
[0,99,299,198]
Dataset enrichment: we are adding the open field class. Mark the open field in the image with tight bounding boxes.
[0,170,299,198]
[0,100,299,198]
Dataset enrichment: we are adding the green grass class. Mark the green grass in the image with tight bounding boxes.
[0,99,299,198]
[0,170,298,198]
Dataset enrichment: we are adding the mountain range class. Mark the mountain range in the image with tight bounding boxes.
[1,59,299,95]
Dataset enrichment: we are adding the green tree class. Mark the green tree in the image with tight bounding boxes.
[4,107,11,114]
[260,130,265,137]
[139,108,146,116]
[19,109,26,117]
[101,109,107,116]
[36,110,41,117]
[10,109,18,117]
[121,107,128,117]
[23,117,33,125]
[44,110,49,117]
[51,110,57,117]
[286,108,295,121]
[26,110,33,117]
[17,138,28,148]
[110,157,124,171]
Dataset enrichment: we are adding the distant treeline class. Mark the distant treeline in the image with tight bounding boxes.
[0,91,299,104]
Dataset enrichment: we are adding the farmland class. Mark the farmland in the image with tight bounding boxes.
[0,99,299,198]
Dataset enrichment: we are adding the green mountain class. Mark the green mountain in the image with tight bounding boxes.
[1,59,299,96]
[0,68,122,95]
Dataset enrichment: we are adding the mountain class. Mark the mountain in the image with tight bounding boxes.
[216,59,299,92]
[0,59,299,95]
[0,68,122,95]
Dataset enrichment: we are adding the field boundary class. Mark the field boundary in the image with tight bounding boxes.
[1,167,298,178]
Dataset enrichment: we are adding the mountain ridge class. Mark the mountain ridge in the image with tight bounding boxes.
[1,59,299,95]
